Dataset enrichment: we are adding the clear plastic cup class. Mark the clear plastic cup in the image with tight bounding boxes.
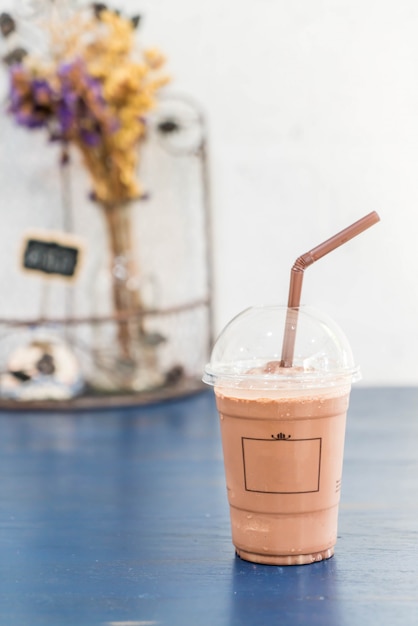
[203,305,360,565]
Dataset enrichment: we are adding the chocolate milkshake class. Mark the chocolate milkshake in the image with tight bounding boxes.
[215,381,350,565]
[204,215,379,564]
[203,305,359,565]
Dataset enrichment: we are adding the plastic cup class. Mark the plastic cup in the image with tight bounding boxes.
[203,305,360,566]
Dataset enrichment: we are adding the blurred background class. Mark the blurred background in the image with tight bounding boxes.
[1,0,417,388]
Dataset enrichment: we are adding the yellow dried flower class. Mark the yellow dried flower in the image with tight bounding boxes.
[144,48,166,70]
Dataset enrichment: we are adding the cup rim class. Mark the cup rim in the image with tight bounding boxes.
[203,364,361,389]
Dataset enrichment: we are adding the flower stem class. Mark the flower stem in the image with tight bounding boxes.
[103,203,143,359]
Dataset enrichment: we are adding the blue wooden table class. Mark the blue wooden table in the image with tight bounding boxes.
[0,387,417,626]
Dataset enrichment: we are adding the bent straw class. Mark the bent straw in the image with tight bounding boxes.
[280,211,380,368]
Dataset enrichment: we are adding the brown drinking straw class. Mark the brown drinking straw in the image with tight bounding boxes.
[280,211,380,368]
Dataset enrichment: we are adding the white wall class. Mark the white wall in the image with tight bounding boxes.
[3,0,418,385]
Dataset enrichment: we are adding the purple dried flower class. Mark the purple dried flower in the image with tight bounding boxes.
[55,59,118,146]
[7,65,56,129]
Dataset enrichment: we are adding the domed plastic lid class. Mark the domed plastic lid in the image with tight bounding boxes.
[203,305,360,390]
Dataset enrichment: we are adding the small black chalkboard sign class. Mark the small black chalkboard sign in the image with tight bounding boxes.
[21,232,83,280]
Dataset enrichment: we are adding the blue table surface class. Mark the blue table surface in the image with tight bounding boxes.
[0,387,417,626]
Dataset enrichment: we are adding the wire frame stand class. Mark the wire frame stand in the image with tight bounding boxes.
[0,94,214,409]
